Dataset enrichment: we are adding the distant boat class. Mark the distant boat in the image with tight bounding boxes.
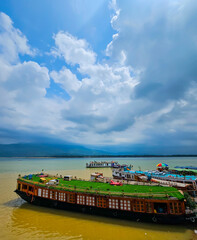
[174,166,197,170]
[86,161,118,168]
[86,160,130,168]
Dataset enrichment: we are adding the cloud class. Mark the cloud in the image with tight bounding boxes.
[60,63,138,134]
[1,5,197,151]
[50,67,82,95]
[0,13,65,143]
[51,31,96,66]
[0,12,35,63]
[2,61,49,101]
[0,60,53,133]
[96,0,197,146]
[50,30,138,140]
[108,0,197,102]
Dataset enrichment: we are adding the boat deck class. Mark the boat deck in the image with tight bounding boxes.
[19,174,184,200]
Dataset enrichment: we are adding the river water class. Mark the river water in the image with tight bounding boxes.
[0,157,196,240]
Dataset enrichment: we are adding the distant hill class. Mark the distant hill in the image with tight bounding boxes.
[0,143,196,157]
[0,143,108,157]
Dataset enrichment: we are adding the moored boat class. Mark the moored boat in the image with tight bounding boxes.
[86,161,129,168]
[112,167,197,195]
[15,173,197,224]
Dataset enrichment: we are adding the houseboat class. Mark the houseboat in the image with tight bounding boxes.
[15,173,196,224]
[112,168,197,196]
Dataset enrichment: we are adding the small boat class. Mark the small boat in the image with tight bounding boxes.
[110,180,123,186]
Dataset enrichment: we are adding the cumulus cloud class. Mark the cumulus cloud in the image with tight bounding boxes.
[0,12,66,143]
[51,31,96,66]
[49,30,138,142]
[0,12,35,63]
[50,67,82,95]
[100,0,197,146]
[60,62,138,137]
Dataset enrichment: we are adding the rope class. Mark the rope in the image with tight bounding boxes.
[31,194,34,202]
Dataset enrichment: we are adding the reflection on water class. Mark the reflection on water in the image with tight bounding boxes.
[0,158,196,240]
[7,199,192,240]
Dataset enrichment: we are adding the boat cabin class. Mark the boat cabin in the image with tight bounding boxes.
[90,172,103,181]
[64,175,73,181]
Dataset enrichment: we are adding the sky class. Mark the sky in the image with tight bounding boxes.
[0,0,197,153]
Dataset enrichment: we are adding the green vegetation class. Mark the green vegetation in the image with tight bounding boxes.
[184,192,196,210]
[20,174,185,200]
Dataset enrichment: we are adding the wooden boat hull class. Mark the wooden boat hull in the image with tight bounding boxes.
[15,189,191,224]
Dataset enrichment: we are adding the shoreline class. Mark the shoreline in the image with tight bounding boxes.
[1,154,197,159]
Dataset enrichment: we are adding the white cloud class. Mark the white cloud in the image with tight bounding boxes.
[3,61,49,101]
[50,67,82,95]
[51,31,96,66]
[0,12,35,63]
[49,30,139,143]
[0,59,53,131]
[0,13,66,142]
[106,33,119,56]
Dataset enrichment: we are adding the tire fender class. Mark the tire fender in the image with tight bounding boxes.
[152,216,157,223]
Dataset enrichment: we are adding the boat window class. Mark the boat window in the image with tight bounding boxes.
[22,184,27,190]
[86,196,95,206]
[17,183,21,190]
[77,194,85,205]
[97,196,107,208]
[42,189,48,198]
[169,202,182,214]
[133,200,145,212]
[109,198,119,209]
[59,192,66,201]
[49,190,57,200]
[67,192,75,203]
[38,188,42,197]
[154,203,167,214]
[120,199,131,211]
[29,186,33,192]
[146,202,153,213]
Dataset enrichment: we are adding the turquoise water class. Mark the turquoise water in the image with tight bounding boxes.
[0,156,197,173]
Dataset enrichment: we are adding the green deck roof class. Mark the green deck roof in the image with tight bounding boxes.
[170,168,197,174]
[20,174,185,200]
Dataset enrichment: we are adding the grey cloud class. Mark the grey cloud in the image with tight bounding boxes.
[63,111,108,127]
[113,0,197,103]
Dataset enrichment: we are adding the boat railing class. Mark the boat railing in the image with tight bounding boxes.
[154,175,196,183]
